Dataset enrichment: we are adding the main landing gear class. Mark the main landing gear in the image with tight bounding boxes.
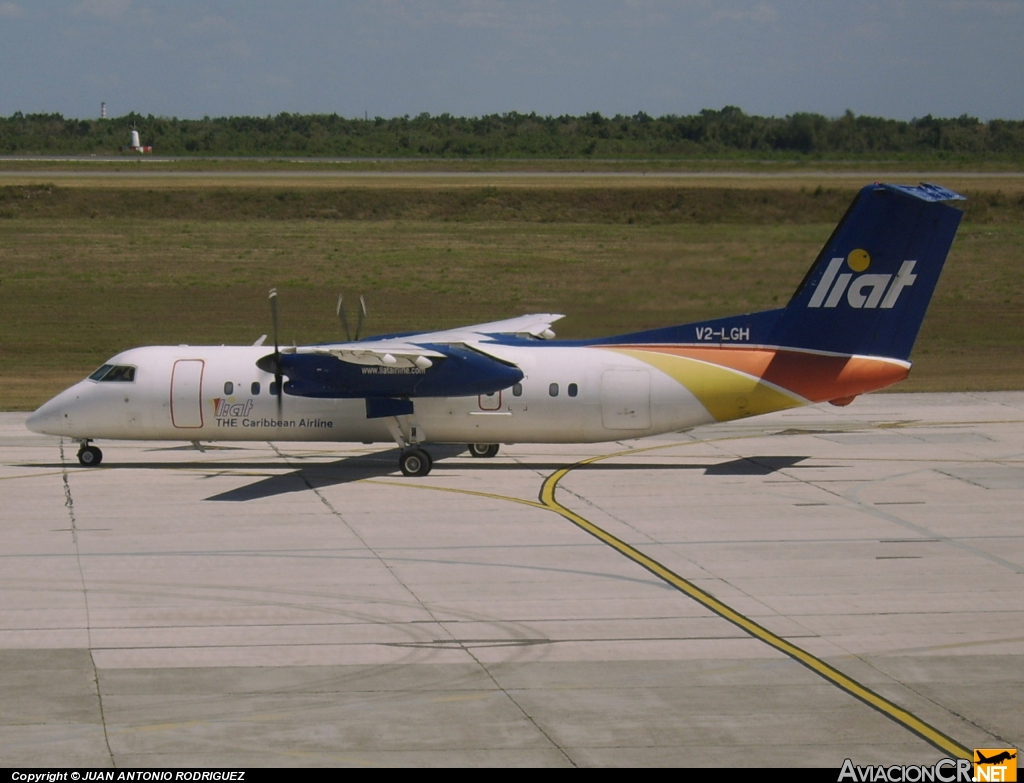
[468,443,499,458]
[386,416,499,477]
[77,442,103,467]
[384,413,436,477]
[399,447,432,477]
[397,443,499,476]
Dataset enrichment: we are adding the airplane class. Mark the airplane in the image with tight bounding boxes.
[975,751,1016,765]
[27,182,965,477]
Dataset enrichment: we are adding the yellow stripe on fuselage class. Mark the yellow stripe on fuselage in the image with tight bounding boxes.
[606,347,804,422]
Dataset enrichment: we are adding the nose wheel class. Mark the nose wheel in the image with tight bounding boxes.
[399,448,432,477]
[77,445,103,467]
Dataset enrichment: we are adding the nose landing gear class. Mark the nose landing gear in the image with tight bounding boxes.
[77,443,103,467]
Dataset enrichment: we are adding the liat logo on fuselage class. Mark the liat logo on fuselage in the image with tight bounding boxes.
[213,398,253,417]
[808,250,917,310]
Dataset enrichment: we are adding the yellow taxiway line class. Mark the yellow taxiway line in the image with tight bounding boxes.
[376,436,972,759]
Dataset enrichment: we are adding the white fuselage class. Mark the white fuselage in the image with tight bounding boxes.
[27,344,718,445]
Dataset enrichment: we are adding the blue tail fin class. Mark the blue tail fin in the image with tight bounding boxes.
[770,183,964,360]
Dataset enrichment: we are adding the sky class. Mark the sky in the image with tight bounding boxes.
[1,0,1022,121]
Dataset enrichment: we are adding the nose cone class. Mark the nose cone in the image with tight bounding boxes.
[25,383,86,435]
[26,396,64,435]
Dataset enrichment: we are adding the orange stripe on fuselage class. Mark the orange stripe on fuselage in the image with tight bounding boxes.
[607,345,909,403]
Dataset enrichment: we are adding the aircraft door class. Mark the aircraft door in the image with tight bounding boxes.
[601,370,651,430]
[170,359,205,428]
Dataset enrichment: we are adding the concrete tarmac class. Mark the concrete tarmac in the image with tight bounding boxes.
[1,392,1021,767]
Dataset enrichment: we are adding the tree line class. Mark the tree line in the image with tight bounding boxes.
[2,107,1023,158]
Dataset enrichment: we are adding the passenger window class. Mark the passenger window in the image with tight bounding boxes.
[224,381,234,395]
[479,390,501,411]
[270,381,279,396]
[549,383,559,397]
[251,381,260,395]
[512,383,523,397]
[568,383,578,398]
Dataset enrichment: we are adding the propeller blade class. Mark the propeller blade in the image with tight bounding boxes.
[336,294,352,341]
[269,288,283,418]
[355,295,367,341]
[270,288,280,344]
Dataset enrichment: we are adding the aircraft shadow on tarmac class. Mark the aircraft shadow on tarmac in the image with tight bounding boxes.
[23,451,815,502]
[205,445,466,501]
[205,453,814,502]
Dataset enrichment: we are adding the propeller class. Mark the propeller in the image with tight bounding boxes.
[336,294,352,341]
[336,294,368,341]
[355,295,367,341]
[269,288,283,418]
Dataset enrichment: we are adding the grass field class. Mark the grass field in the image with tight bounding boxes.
[1,176,1021,410]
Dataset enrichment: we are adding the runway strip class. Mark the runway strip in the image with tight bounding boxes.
[378,435,973,760]
[2,167,1024,179]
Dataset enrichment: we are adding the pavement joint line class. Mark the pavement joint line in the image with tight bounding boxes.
[841,473,1024,575]
[710,445,1024,574]
[58,438,116,767]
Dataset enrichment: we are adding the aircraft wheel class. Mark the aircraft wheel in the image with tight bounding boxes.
[77,446,103,467]
[468,443,499,458]
[399,448,432,477]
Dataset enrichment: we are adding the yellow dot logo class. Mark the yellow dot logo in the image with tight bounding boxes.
[847,249,871,272]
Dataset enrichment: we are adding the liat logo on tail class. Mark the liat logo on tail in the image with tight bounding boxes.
[808,250,917,310]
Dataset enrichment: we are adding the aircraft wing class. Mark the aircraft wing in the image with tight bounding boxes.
[282,309,561,376]
[303,313,565,361]
[394,313,566,343]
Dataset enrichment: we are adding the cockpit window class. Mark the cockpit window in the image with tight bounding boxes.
[90,364,136,382]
